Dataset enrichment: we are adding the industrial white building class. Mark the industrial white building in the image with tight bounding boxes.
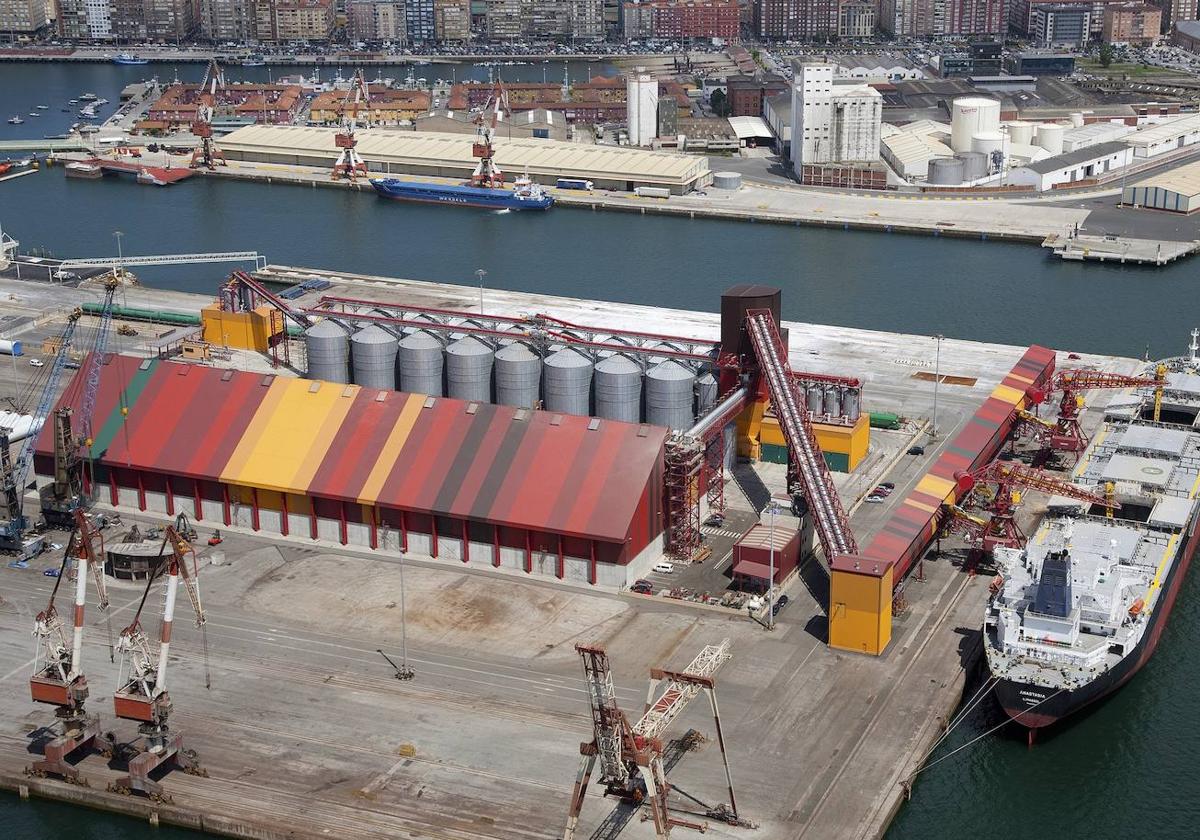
[1061,121,1136,152]
[626,68,658,148]
[1122,160,1200,214]
[1006,141,1133,191]
[1126,114,1200,159]
[789,60,882,177]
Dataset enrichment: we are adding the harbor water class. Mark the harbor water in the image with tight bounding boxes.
[2,62,1200,839]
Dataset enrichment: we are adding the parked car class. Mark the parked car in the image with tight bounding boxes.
[880,482,895,490]
[42,568,60,578]
[908,445,926,456]
[652,561,675,574]
[872,485,893,496]
[631,580,654,595]
[28,358,44,367]
[772,594,790,616]
[704,512,725,527]
[865,495,885,504]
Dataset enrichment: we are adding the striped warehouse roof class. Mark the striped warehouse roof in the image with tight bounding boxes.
[861,345,1057,583]
[36,356,668,544]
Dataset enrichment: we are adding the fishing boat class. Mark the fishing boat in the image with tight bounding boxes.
[113,53,149,65]
[7,116,24,125]
[242,54,266,67]
[77,93,98,101]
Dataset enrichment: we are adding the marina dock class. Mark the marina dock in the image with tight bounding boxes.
[1042,232,1200,264]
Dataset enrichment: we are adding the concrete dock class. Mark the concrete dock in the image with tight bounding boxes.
[0,268,1139,839]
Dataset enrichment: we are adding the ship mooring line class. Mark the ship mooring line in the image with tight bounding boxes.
[910,674,999,770]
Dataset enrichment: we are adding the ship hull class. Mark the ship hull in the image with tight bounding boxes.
[370,179,552,211]
[993,511,1200,729]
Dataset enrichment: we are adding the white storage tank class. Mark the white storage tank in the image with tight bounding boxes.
[304,320,350,384]
[543,347,593,416]
[593,354,642,423]
[712,171,742,190]
[806,383,824,413]
[1070,112,1085,128]
[950,97,1001,153]
[446,335,494,402]
[822,385,840,417]
[397,330,444,396]
[0,339,22,356]
[1036,123,1064,155]
[971,131,1004,158]
[957,151,988,182]
[927,157,965,185]
[494,342,541,408]
[1005,121,1034,145]
[646,360,695,430]
[842,388,861,422]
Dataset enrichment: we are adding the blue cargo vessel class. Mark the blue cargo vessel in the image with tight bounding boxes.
[369,177,553,211]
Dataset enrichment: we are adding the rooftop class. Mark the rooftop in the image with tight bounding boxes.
[1017,140,1130,174]
[1130,158,1200,199]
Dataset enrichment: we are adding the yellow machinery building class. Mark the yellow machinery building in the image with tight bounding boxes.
[737,399,870,473]
[200,303,284,352]
[828,555,893,655]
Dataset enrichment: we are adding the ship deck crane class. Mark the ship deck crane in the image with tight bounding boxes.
[191,58,227,170]
[470,81,509,189]
[331,70,371,181]
[27,509,112,780]
[945,460,1118,552]
[564,639,740,840]
[1031,366,1167,454]
[110,524,208,798]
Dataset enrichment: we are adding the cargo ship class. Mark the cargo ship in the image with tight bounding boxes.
[984,332,1200,733]
[369,175,553,211]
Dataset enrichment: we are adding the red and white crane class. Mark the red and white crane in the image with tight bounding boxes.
[27,509,111,781]
[331,70,372,181]
[1029,365,1167,453]
[470,81,509,189]
[190,58,227,170]
[564,639,742,840]
[110,524,208,798]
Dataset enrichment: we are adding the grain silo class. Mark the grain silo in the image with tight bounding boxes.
[305,320,350,384]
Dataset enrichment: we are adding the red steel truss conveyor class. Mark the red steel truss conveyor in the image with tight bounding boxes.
[745,310,857,560]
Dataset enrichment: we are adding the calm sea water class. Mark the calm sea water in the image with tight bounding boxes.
[2,61,1200,839]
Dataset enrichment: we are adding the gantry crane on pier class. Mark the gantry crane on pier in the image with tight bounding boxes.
[563,639,744,840]
[1029,366,1168,454]
[26,509,112,781]
[470,81,509,189]
[331,70,371,181]
[191,58,227,170]
[109,524,209,798]
[942,460,1118,553]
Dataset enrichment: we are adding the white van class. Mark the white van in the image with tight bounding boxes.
[652,562,675,574]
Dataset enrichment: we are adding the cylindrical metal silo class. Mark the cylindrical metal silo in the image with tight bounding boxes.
[593,354,642,422]
[646,360,695,430]
[842,387,861,422]
[695,371,719,417]
[1006,120,1034,145]
[957,151,987,181]
[494,342,541,408]
[927,157,965,185]
[305,319,350,384]
[950,97,1000,153]
[446,335,494,402]
[350,324,398,390]
[1069,112,1085,128]
[397,330,444,396]
[971,131,1004,158]
[823,385,840,417]
[1036,123,1064,155]
[543,347,593,416]
[806,383,823,414]
[713,171,742,190]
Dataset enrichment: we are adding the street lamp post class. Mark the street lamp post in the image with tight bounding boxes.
[476,268,487,316]
[931,334,944,439]
[766,499,780,630]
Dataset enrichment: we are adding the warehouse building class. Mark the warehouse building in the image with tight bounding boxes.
[218,124,712,194]
[34,356,668,587]
[1122,160,1200,213]
[1005,141,1132,191]
[1125,114,1200,159]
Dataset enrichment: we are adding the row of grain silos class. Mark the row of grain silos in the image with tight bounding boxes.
[803,382,861,422]
[303,320,721,430]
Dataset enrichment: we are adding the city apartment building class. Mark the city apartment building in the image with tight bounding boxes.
[755,0,838,39]
[200,0,255,41]
[434,0,471,40]
[1102,2,1160,43]
[484,0,603,41]
[0,0,50,32]
[348,0,406,40]
[255,0,334,40]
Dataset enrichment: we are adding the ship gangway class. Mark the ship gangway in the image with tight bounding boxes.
[745,310,857,561]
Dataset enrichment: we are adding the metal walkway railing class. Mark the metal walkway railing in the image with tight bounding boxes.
[745,309,858,560]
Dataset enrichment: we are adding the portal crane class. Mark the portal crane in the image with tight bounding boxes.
[1032,366,1167,453]
[564,639,740,840]
[470,81,509,189]
[110,524,208,797]
[1,308,84,557]
[190,58,227,170]
[947,460,1118,552]
[331,70,371,181]
[27,509,111,780]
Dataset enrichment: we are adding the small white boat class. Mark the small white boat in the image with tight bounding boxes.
[27,112,40,117]
[36,104,49,110]
[95,98,109,106]
[68,99,78,105]
[7,116,24,125]
[78,93,98,101]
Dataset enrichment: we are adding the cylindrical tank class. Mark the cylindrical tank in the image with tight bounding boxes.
[971,131,1004,158]
[304,319,350,384]
[446,335,494,402]
[957,151,987,181]
[927,157,965,185]
[0,339,21,356]
[646,360,695,430]
[1070,112,1085,128]
[397,330,443,396]
[695,371,719,417]
[1006,120,1034,145]
[823,385,840,417]
[842,388,861,422]
[494,342,541,408]
[350,325,398,390]
[712,171,742,190]
[1036,123,1064,155]
[806,383,823,413]
[593,354,642,422]
[543,347,593,416]
[950,97,1000,153]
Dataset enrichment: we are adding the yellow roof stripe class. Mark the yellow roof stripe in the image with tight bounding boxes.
[357,393,424,503]
[916,474,956,501]
[1144,533,1180,614]
[991,383,1025,405]
[904,499,939,514]
[220,377,289,484]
